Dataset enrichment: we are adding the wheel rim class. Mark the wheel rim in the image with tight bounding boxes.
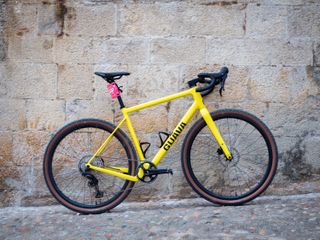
[187,114,272,200]
[47,125,133,209]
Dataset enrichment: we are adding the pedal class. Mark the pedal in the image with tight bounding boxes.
[146,168,173,176]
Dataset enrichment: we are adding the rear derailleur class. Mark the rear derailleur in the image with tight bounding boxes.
[78,159,104,199]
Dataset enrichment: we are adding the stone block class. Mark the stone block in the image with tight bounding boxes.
[7,35,54,63]
[25,99,66,131]
[0,99,26,130]
[0,165,49,206]
[266,97,320,138]
[119,2,178,36]
[65,4,116,36]
[102,38,149,64]
[279,133,318,180]
[54,37,149,64]
[5,4,37,37]
[246,4,287,38]
[207,100,269,121]
[66,99,114,122]
[313,67,320,87]
[0,190,15,208]
[119,2,244,37]
[0,166,19,191]
[6,4,53,62]
[54,37,96,63]
[151,37,206,64]
[304,136,320,170]
[167,100,197,132]
[129,105,168,133]
[5,62,57,99]
[24,166,49,200]
[6,3,53,63]
[248,66,290,103]
[0,132,13,166]
[265,0,305,4]
[288,66,320,103]
[125,64,180,102]
[0,38,6,61]
[58,64,94,100]
[288,5,320,38]
[6,0,55,4]
[0,63,7,96]
[12,131,51,166]
[314,42,320,67]
[174,3,245,37]
[37,3,61,35]
[206,38,313,66]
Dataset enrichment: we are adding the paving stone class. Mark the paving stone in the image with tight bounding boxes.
[1,0,320,208]
[0,193,319,240]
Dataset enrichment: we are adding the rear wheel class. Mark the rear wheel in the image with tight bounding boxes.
[43,119,137,214]
[182,109,278,205]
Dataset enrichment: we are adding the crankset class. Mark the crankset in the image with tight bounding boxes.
[137,161,173,183]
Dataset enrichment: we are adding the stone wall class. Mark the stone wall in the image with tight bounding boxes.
[0,0,319,207]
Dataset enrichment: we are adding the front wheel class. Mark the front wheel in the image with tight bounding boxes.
[43,119,137,214]
[181,109,278,205]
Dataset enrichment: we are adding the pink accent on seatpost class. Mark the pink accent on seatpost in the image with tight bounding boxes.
[107,83,120,99]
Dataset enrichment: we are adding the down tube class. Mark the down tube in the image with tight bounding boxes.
[151,102,198,166]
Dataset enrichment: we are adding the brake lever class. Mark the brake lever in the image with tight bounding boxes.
[219,76,227,96]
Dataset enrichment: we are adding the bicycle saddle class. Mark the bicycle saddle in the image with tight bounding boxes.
[94,72,130,82]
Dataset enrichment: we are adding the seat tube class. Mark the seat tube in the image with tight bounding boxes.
[121,109,145,161]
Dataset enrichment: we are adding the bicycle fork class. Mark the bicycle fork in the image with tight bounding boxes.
[192,90,233,161]
[199,107,233,160]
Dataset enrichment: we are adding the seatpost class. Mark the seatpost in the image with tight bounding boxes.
[117,96,125,109]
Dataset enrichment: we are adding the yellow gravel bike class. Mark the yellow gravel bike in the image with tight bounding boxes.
[43,67,278,214]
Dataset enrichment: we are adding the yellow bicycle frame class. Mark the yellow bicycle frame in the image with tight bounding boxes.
[86,87,232,182]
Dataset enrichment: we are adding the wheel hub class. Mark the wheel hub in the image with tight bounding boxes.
[218,147,240,167]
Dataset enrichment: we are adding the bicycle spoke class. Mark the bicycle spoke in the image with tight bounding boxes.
[184,111,276,201]
[44,119,138,212]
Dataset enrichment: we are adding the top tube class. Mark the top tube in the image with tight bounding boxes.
[125,87,198,113]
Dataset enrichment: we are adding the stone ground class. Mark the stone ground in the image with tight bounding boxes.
[0,193,319,240]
